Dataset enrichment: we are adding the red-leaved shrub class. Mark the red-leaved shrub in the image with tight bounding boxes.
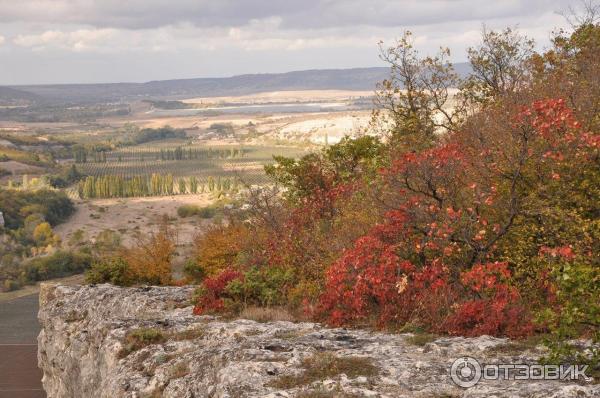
[444,262,533,338]
[193,270,243,315]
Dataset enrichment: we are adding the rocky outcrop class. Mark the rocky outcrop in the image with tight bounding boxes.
[38,283,598,397]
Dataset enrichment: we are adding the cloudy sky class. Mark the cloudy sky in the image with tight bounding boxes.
[0,0,585,85]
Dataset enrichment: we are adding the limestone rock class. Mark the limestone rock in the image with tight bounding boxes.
[38,283,599,397]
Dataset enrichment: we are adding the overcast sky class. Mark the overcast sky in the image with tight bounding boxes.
[0,0,585,85]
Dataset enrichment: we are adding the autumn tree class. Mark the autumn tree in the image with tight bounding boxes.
[373,31,463,150]
[121,221,176,285]
[32,222,59,247]
[266,135,385,205]
[459,27,535,107]
[193,221,254,278]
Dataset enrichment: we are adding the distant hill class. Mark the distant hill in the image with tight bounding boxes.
[3,64,471,105]
[0,86,43,105]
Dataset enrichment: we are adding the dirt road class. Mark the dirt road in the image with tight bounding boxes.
[0,294,45,398]
[0,275,87,398]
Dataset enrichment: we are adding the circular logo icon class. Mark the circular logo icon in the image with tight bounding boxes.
[450,356,482,388]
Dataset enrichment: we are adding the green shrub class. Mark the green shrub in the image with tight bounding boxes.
[130,126,186,145]
[197,206,217,218]
[2,279,21,292]
[0,189,74,230]
[177,205,198,218]
[183,258,205,282]
[539,258,600,370]
[21,250,91,283]
[85,256,131,286]
[68,229,86,247]
[177,204,216,218]
[225,266,295,309]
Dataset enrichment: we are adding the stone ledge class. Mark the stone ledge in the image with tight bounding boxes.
[38,284,599,397]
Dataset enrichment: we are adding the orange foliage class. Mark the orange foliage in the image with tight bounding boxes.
[121,222,176,285]
[193,221,254,277]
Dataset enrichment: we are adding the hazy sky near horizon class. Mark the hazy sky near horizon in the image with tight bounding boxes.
[0,0,587,85]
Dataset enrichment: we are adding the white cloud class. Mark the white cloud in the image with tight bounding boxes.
[0,0,579,30]
[10,22,388,54]
[2,1,579,55]
[14,28,118,51]
[0,0,582,84]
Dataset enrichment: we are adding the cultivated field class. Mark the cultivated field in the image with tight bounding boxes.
[75,143,308,185]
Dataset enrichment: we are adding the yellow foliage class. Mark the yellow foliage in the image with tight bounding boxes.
[193,221,252,277]
[33,222,59,246]
[121,223,175,285]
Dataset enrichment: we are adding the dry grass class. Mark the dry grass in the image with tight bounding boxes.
[164,298,191,310]
[54,194,215,247]
[269,352,379,389]
[169,361,189,379]
[296,389,363,398]
[273,329,310,340]
[405,333,439,346]
[484,335,545,356]
[118,328,166,358]
[119,326,205,359]
[171,326,205,341]
[239,306,296,323]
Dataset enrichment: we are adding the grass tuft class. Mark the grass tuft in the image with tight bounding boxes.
[118,328,166,358]
[169,361,189,379]
[296,389,363,398]
[239,306,295,323]
[405,333,438,346]
[269,352,378,389]
[171,327,205,341]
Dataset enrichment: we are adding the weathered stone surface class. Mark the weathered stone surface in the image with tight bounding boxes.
[38,283,599,397]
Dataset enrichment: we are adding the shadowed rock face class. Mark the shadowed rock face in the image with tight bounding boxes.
[38,284,598,398]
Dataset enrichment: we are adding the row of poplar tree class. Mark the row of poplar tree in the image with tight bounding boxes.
[74,147,247,164]
[77,174,238,199]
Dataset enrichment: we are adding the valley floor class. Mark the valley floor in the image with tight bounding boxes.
[54,194,215,247]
